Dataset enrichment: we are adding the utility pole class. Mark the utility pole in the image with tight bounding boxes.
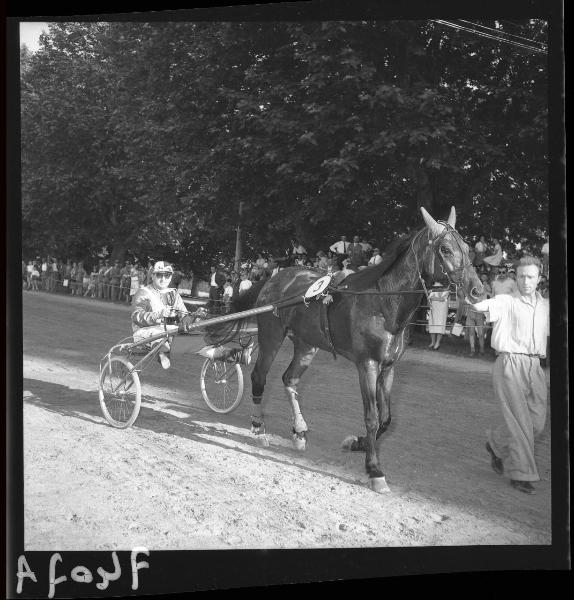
[234,201,244,274]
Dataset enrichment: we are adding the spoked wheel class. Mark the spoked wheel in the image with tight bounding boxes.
[200,358,244,413]
[99,356,142,428]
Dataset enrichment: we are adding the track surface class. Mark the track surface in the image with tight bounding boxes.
[22,291,552,550]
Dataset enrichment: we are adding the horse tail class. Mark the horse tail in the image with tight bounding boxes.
[204,280,266,346]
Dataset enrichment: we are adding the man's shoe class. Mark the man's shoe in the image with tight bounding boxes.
[486,442,504,475]
[159,353,171,370]
[510,480,536,495]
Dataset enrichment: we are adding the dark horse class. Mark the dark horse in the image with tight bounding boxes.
[211,207,483,493]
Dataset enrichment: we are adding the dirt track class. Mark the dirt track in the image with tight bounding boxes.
[22,291,552,550]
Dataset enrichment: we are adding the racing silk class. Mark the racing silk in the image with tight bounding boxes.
[131,284,188,333]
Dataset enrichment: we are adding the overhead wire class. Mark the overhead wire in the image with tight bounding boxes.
[433,19,547,54]
[456,19,547,50]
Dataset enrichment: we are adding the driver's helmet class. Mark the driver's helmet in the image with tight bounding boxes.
[153,261,174,274]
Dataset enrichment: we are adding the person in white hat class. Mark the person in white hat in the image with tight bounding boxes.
[131,261,191,369]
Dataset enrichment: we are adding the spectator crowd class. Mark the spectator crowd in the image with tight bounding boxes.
[22,234,550,328]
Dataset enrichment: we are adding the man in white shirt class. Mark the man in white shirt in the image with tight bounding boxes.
[368,248,383,266]
[467,257,549,495]
[329,235,349,256]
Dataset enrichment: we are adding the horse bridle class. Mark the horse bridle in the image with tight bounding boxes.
[412,221,470,300]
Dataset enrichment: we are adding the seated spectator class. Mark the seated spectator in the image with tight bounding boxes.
[315,250,329,271]
[368,248,383,266]
[331,257,355,286]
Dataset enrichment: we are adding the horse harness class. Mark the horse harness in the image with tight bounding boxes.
[308,222,470,358]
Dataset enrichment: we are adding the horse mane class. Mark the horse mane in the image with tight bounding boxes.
[340,230,421,291]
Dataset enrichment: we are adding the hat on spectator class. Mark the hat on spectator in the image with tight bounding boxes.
[153,261,173,274]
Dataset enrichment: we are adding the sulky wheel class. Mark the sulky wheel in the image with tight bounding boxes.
[200,358,244,413]
[99,356,142,428]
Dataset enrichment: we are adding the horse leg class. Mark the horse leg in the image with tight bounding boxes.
[282,339,318,451]
[343,359,389,493]
[376,365,394,438]
[250,315,285,445]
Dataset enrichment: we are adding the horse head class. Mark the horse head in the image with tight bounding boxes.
[420,206,484,302]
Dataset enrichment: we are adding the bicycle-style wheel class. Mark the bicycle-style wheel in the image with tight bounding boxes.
[200,358,244,413]
[99,356,142,428]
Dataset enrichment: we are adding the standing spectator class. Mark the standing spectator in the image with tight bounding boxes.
[483,238,503,270]
[109,260,122,302]
[26,261,34,289]
[479,273,492,298]
[128,262,140,302]
[474,235,487,268]
[75,262,87,296]
[145,259,155,286]
[540,237,549,276]
[329,235,350,257]
[22,260,27,289]
[41,257,49,290]
[85,265,97,297]
[96,259,106,299]
[62,260,73,294]
[467,257,549,495]
[455,288,487,357]
[491,267,517,297]
[30,261,40,291]
[119,260,132,302]
[290,239,307,265]
[208,265,226,313]
[255,253,266,269]
[360,238,373,261]
[427,282,449,350]
[238,269,253,294]
[52,259,61,293]
[222,277,234,312]
[368,248,383,266]
[69,262,78,296]
[48,258,58,292]
[537,274,549,299]
[347,235,366,270]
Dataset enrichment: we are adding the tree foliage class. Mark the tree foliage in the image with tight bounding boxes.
[20,19,548,272]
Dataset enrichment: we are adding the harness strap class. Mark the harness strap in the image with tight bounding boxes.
[319,301,337,360]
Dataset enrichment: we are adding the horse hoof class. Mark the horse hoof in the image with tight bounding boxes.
[258,435,270,448]
[369,476,390,494]
[341,436,358,451]
[292,432,307,451]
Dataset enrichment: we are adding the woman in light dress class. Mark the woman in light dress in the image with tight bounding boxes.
[483,238,503,268]
[427,282,450,350]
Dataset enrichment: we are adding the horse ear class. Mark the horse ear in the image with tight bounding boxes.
[420,207,444,237]
[447,206,456,228]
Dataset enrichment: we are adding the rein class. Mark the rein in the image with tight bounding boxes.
[332,223,469,300]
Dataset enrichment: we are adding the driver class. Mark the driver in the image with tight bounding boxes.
[131,261,195,369]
